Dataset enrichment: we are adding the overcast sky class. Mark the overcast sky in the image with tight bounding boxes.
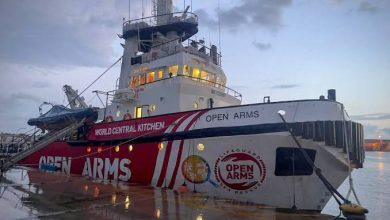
[0,0,389,139]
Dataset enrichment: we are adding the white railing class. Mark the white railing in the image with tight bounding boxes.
[123,12,198,32]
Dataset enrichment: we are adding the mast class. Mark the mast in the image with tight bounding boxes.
[157,0,172,25]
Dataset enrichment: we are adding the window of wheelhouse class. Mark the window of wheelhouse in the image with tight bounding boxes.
[192,67,200,79]
[183,65,191,77]
[147,71,155,83]
[139,74,146,85]
[135,106,142,118]
[168,65,178,77]
[209,73,216,86]
[200,70,208,81]
[158,69,163,79]
[130,76,139,88]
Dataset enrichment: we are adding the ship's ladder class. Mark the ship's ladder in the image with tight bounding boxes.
[0,118,86,173]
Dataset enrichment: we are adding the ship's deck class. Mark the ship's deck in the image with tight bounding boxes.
[0,168,341,219]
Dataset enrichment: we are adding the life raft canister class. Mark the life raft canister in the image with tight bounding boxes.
[123,113,132,120]
[105,115,114,122]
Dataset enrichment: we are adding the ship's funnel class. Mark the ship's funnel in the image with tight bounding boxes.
[327,89,336,101]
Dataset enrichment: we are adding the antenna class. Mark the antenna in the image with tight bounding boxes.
[128,0,131,20]
[184,0,186,11]
[218,0,221,53]
[142,0,144,18]
[191,0,193,13]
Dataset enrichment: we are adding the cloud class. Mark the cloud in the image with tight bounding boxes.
[363,124,379,136]
[271,84,300,89]
[253,41,272,51]
[0,93,42,104]
[31,81,50,88]
[196,0,292,32]
[357,1,378,14]
[230,85,249,90]
[382,128,390,136]
[0,0,128,68]
[351,113,390,121]
[357,122,390,139]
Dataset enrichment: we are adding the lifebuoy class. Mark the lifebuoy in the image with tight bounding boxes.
[105,115,114,122]
[123,113,132,120]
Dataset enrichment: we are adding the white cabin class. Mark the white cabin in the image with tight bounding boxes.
[101,0,241,122]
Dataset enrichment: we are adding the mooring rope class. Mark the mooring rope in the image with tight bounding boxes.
[341,105,361,205]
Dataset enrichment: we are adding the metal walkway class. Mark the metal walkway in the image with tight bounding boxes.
[0,119,85,173]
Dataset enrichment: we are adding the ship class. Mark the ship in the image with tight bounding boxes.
[2,0,365,213]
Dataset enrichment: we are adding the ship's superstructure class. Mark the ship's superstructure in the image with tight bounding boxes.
[103,0,240,122]
[1,0,366,215]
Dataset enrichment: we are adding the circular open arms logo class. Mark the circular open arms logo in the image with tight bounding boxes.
[214,149,266,192]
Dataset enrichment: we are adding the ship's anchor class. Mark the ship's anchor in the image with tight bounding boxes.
[277,110,368,220]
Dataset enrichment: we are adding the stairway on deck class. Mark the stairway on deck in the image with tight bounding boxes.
[0,119,86,173]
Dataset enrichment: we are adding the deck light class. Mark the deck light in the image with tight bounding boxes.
[277,110,286,116]
[197,143,205,151]
[115,145,120,152]
[97,146,103,153]
[128,144,133,152]
[158,142,164,150]
[86,146,92,153]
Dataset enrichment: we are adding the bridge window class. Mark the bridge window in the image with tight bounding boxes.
[158,69,163,79]
[140,74,146,85]
[183,65,191,76]
[216,76,221,87]
[168,65,178,77]
[200,70,208,81]
[147,72,155,83]
[192,67,200,79]
[209,73,216,85]
[274,147,316,176]
[130,76,139,88]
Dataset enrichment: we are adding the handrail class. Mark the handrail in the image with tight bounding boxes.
[123,11,198,28]
[134,74,242,101]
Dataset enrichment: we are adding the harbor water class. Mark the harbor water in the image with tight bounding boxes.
[322,152,390,219]
[0,152,388,219]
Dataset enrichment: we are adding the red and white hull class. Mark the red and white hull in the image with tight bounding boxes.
[19,100,364,211]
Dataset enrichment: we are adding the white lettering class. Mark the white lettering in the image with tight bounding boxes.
[104,158,119,180]
[62,157,71,174]
[39,156,46,165]
[93,158,104,179]
[82,158,92,177]
[47,156,54,164]
[119,159,131,181]
[94,122,165,136]
[54,156,62,168]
